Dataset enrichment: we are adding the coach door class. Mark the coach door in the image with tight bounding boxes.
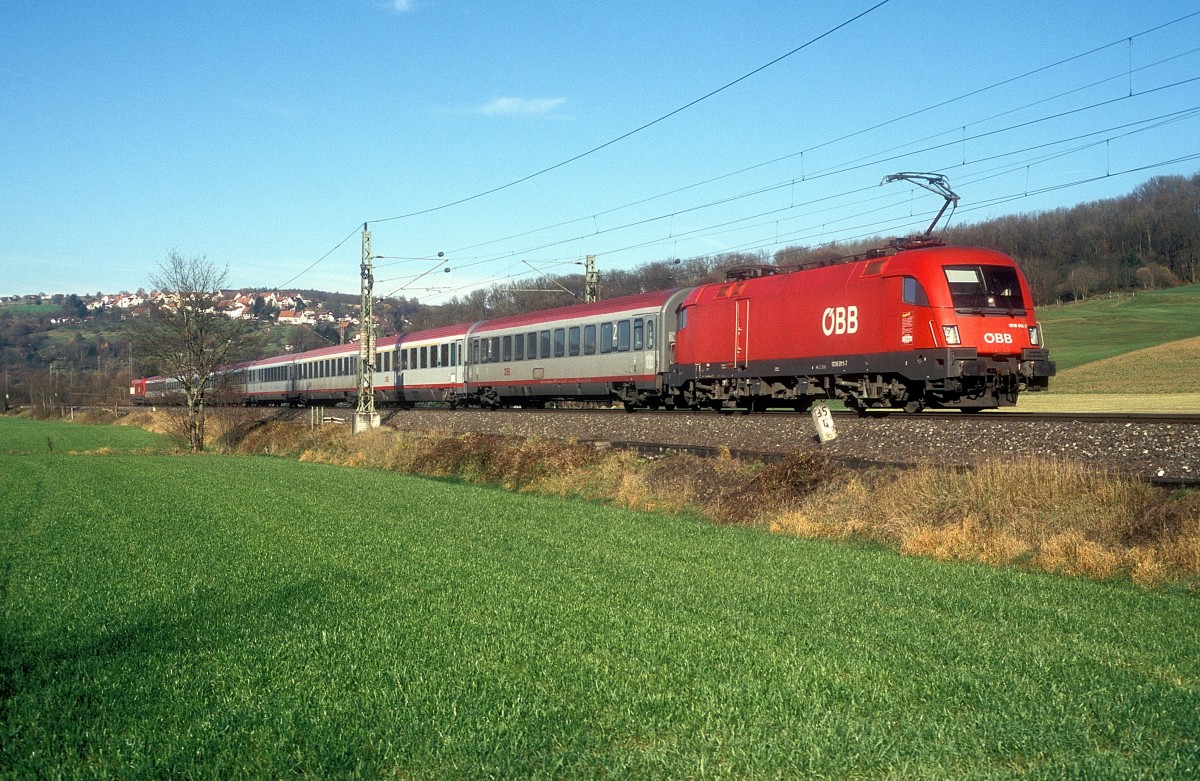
[734,298,750,370]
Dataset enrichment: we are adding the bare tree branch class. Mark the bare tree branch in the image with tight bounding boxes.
[128,250,254,451]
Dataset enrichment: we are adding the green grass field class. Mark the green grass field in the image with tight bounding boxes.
[2,424,1197,778]
[1037,284,1200,372]
[0,302,58,316]
[0,416,173,454]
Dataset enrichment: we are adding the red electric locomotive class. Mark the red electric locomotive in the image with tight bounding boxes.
[669,239,1054,413]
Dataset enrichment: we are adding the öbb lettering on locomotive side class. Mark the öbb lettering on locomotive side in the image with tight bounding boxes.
[132,240,1055,415]
[821,306,859,336]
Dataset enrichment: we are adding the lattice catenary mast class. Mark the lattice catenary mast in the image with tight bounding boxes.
[353,223,380,433]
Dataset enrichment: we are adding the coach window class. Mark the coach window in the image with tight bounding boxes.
[502,335,512,362]
[617,320,631,352]
[527,332,538,359]
[646,319,655,349]
[568,326,581,356]
[514,333,524,361]
[539,329,551,359]
[600,322,613,354]
[553,328,566,357]
[903,276,930,306]
[633,318,644,350]
[489,337,500,362]
[584,324,597,355]
[440,344,449,367]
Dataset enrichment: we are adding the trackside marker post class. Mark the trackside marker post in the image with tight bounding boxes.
[811,403,838,444]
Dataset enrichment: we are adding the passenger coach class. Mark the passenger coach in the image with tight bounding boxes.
[461,289,689,409]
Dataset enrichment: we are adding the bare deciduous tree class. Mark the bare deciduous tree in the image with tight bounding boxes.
[129,251,253,452]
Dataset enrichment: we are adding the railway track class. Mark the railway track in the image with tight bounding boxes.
[385,405,1200,426]
[106,404,1200,487]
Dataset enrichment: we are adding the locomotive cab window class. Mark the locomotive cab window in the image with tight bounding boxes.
[944,265,1025,313]
[902,277,930,307]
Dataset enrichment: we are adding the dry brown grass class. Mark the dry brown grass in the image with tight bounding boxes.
[1051,335,1200,395]
[772,458,1200,587]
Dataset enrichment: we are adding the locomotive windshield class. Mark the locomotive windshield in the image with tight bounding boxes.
[943,265,1025,313]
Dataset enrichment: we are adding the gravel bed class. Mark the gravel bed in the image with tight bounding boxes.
[380,408,1200,482]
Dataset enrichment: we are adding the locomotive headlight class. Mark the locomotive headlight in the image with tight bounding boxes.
[942,325,961,345]
[1029,325,1040,346]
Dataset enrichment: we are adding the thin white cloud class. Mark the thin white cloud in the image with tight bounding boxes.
[479,96,568,117]
[390,0,416,11]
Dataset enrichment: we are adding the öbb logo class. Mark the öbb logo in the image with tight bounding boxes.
[984,332,1014,344]
[822,306,859,336]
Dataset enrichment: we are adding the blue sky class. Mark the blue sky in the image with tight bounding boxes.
[2,1,1198,302]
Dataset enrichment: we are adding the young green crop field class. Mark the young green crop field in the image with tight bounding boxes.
[2,428,1197,777]
[0,416,173,454]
